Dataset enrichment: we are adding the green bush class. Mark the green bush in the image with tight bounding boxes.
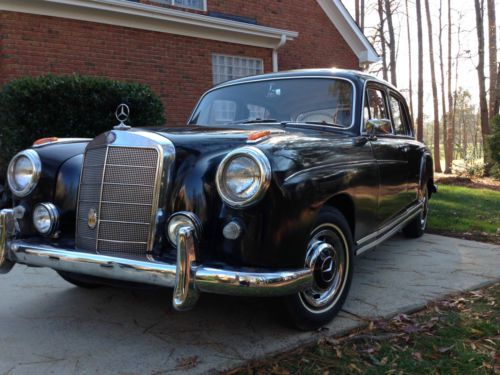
[0,74,165,171]
[490,115,500,179]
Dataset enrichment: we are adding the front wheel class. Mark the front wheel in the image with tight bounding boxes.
[284,207,354,331]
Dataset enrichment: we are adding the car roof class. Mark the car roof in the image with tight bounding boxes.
[214,68,398,91]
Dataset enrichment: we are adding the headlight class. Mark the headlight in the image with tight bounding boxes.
[167,212,202,246]
[7,150,42,197]
[216,147,271,208]
[33,203,59,235]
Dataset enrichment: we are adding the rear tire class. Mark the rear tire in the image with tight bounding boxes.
[57,271,104,289]
[403,185,429,239]
[284,207,354,331]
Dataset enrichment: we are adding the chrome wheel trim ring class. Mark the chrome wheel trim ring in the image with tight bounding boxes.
[299,223,350,314]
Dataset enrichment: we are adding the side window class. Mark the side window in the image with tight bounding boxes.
[389,95,411,136]
[365,88,392,134]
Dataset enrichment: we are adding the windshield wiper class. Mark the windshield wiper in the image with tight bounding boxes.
[303,121,336,126]
[229,119,280,125]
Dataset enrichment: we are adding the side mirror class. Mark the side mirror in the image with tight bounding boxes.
[365,118,392,136]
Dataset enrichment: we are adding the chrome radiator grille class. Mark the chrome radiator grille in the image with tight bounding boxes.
[76,145,161,256]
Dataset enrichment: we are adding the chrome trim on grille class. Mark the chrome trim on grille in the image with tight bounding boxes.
[75,130,175,257]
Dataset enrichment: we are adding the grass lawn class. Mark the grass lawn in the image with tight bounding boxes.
[427,184,500,244]
[229,284,500,374]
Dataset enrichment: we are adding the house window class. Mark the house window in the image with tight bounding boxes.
[150,0,206,11]
[212,54,264,85]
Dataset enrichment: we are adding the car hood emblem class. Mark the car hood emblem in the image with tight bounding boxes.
[114,103,132,130]
[87,208,97,229]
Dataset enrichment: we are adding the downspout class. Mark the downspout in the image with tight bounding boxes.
[272,34,288,72]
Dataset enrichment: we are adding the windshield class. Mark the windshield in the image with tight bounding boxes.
[189,78,354,128]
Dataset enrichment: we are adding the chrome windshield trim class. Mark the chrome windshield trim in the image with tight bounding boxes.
[188,76,357,130]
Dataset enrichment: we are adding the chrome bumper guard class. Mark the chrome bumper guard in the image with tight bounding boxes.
[0,209,312,311]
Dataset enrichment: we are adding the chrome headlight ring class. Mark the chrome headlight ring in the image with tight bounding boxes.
[216,146,272,208]
[7,149,42,198]
[32,203,60,236]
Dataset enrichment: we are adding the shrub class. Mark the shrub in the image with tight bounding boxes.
[0,74,165,171]
[455,157,485,178]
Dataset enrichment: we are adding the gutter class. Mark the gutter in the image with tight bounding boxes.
[272,34,288,72]
[1,0,299,49]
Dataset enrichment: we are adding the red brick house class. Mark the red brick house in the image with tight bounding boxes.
[0,0,378,125]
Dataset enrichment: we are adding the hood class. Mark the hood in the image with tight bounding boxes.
[147,125,355,181]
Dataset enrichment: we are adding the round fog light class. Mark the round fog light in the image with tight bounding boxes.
[167,212,202,246]
[33,203,59,235]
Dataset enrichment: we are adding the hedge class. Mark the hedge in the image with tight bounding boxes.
[0,74,165,171]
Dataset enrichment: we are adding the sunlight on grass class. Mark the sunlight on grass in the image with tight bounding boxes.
[428,185,500,235]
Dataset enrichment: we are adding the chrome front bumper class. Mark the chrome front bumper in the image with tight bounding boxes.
[0,209,313,311]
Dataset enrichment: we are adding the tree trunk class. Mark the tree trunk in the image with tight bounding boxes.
[360,0,365,32]
[355,0,360,26]
[438,0,448,173]
[377,0,389,82]
[425,0,442,172]
[405,0,414,121]
[385,0,397,86]
[487,0,498,118]
[496,61,500,115]
[474,0,491,173]
[445,0,454,173]
[416,0,424,142]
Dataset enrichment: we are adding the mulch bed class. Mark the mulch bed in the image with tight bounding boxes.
[427,229,500,246]
[435,174,500,192]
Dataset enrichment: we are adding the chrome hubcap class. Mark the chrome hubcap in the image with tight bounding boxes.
[300,225,348,313]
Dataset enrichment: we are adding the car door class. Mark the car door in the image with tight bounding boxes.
[387,91,420,205]
[364,84,410,227]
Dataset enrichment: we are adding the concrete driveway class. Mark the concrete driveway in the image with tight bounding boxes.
[0,234,498,374]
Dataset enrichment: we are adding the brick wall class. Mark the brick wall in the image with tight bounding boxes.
[208,0,359,71]
[0,11,272,125]
[0,0,359,125]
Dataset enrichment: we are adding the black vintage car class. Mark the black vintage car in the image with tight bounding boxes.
[0,69,436,330]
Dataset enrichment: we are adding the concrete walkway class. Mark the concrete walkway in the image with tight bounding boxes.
[0,234,498,374]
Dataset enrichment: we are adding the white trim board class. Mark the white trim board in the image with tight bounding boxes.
[0,0,298,49]
[316,0,380,65]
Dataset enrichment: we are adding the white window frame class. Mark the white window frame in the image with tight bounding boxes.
[151,0,207,11]
[212,54,264,85]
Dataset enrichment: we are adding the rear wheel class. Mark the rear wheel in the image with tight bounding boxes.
[284,207,354,331]
[403,185,429,239]
[57,271,104,289]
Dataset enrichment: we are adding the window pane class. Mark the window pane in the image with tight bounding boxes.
[190,78,354,128]
[173,0,205,10]
[212,54,264,84]
[367,89,389,120]
[390,96,408,135]
[211,100,236,123]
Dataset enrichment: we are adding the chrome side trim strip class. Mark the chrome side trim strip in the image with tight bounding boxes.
[356,201,423,256]
[284,159,373,182]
